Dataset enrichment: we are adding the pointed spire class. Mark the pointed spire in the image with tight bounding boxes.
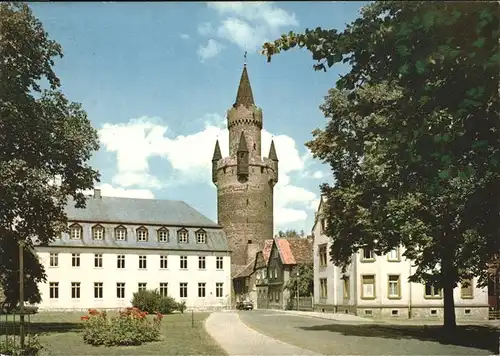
[237,131,249,152]
[212,140,222,161]
[234,64,255,108]
[268,140,278,161]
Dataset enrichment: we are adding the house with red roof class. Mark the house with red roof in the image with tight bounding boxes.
[265,237,313,310]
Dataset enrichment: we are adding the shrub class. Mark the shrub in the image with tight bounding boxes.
[157,296,178,314]
[131,289,186,314]
[0,334,44,355]
[81,308,163,346]
[176,300,187,314]
[131,289,162,314]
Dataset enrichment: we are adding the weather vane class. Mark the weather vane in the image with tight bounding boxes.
[244,49,247,66]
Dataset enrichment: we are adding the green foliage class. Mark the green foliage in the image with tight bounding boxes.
[131,289,185,314]
[81,308,163,347]
[277,229,300,238]
[0,3,100,304]
[284,264,314,298]
[0,334,44,355]
[263,1,499,330]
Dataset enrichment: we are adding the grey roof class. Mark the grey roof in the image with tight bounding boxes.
[49,226,230,252]
[65,195,220,228]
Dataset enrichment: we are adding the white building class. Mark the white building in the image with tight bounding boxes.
[312,196,489,319]
[35,189,232,311]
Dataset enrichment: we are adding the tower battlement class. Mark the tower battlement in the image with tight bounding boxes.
[212,64,279,268]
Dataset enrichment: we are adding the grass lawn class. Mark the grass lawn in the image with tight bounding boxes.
[1,311,227,355]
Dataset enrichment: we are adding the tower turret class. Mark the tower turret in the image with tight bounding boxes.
[212,140,222,183]
[236,131,249,178]
[268,139,279,184]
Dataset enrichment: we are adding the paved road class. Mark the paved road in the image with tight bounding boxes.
[237,310,497,355]
[205,312,322,355]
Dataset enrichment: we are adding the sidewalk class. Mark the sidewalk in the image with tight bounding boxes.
[270,309,374,323]
[205,312,323,356]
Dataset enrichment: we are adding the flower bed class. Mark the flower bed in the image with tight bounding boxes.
[81,307,163,346]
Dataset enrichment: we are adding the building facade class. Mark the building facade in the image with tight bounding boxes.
[265,237,313,310]
[211,64,279,287]
[312,196,490,319]
[35,189,232,311]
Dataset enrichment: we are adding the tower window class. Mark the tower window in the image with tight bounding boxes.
[264,201,267,207]
[246,199,249,206]
[248,240,252,244]
[253,143,256,150]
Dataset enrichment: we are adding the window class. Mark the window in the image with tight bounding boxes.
[388,247,400,261]
[319,245,327,267]
[198,256,206,269]
[424,283,442,298]
[94,282,103,299]
[71,253,80,267]
[388,275,401,298]
[216,257,223,270]
[361,275,376,299]
[362,248,374,261]
[159,283,168,297]
[116,282,125,298]
[69,224,82,240]
[136,227,148,242]
[49,282,59,299]
[117,255,125,269]
[139,255,147,269]
[180,282,188,298]
[343,276,350,299]
[196,230,207,244]
[49,253,58,267]
[160,255,168,269]
[157,228,169,242]
[94,253,103,268]
[180,256,188,269]
[115,226,127,241]
[198,282,206,297]
[71,282,81,299]
[320,218,326,232]
[178,229,188,243]
[138,282,147,292]
[461,279,474,299]
[92,225,104,240]
[216,282,223,298]
[319,278,327,298]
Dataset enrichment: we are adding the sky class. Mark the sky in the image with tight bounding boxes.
[30,1,368,235]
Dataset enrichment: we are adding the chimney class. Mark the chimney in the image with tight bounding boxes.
[94,189,102,199]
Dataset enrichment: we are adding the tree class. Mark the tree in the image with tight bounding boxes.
[284,263,314,298]
[262,1,499,331]
[277,229,299,238]
[0,3,100,305]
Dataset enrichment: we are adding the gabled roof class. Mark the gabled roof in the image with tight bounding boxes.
[273,238,313,265]
[65,195,220,228]
[233,258,256,278]
[262,239,274,264]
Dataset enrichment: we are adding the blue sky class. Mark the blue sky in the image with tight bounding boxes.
[30,2,367,234]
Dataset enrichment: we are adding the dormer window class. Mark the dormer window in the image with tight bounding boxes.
[115,226,127,241]
[69,223,82,240]
[196,229,207,244]
[136,227,148,242]
[157,228,169,242]
[92,224,104,240]
[178,229,188,243]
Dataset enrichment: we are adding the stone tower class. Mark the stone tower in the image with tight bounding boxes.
[212,64,279,271]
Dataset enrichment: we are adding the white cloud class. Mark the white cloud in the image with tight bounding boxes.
[200,2,298,52]
[98,114,318,229]
[197,39,224,61]
[82,183,154,200]
[312,170,326,179]
[180,33,190,40]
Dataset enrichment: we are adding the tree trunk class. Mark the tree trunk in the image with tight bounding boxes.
[441,231,457,333]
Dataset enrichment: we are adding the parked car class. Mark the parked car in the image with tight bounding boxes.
[236,300,254,311]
